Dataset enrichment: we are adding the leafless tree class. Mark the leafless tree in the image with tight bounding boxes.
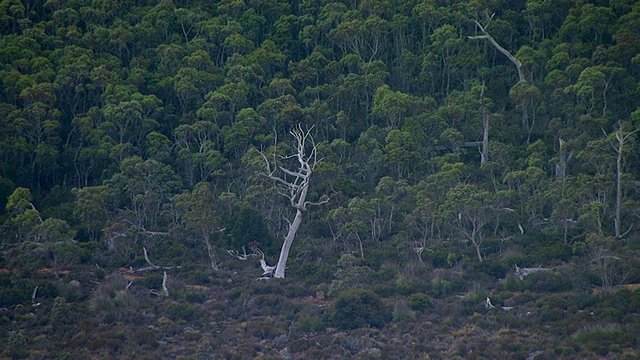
[258,124,329,278]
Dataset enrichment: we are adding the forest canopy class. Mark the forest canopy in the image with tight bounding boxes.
[1,0,638,264]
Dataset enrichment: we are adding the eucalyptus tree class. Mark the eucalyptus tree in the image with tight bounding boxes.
[439,183,494,262]
[172,182,223,270]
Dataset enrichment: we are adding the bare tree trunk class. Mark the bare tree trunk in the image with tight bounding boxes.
[274,208,303,278]
[480,81,489,166]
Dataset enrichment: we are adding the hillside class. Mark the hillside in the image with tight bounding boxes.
[1,0,640,358]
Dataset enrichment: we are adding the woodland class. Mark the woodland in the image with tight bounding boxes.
[1,0,640,358]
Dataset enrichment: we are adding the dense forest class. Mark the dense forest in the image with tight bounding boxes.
[1,0,640,358]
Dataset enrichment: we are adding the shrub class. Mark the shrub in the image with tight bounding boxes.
[295,261,335,285]
[571,324,627,356]
[166,302,196,321]
[49,297,72,328]
[330,289,392,330]
[473,260,507,279]
[134,329,158,348]
[296,316,325,333]
[408,292,433,312]
[393,298,416,322]
[190,270,211,285]
[525,271,572,292]
[185,292,206,303]
[5,331,28,359]
[195,341,214,360]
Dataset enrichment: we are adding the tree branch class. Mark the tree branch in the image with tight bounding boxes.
[469,18,525,83]
[135,246,178,272]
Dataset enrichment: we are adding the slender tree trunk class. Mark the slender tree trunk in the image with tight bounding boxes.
[274,208,303,278]
[480,81,489,166]
[608,124,636,238]
[615,133,623,238]
[474,241,483,262]
[471,224,483,262]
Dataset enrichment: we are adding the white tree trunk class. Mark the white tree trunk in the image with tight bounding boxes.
[274,208,303,278]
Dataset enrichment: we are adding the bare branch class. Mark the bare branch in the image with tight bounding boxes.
[123,219,169,236]
[469,18,525,84]
[135,246,178,272]
[162,271,169,297]
[304,197,330,209]
[514,264,549,280]
[32,286,38,304]
[143,246,154,266]
[227,246,256,260]
[255,248,276,277]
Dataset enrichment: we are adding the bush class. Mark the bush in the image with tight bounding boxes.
[526,271,572,293]
[408,292,433,312]
[571,324,628,356]
[473,260,508,279]
[166,302,196,321]
[49,297,73,328]
[296,316,325,333]
[330,290,391,330]
[392,299,416,322]
[185,292,206,303]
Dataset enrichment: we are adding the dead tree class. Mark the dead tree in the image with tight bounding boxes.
[470,15,533,140]
[259,124,328,278]
[469,16,525,84]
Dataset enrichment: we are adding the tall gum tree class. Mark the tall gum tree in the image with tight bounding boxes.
[259,124,328,278]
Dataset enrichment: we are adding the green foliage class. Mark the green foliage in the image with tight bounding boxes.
[407,292,434,312]
[513,270,573,293]
[225,204,272,250]
[0,177,15,215]
[329,289,391,330]
[49,296,72,328]
[166,301,196,321]
[472,260,508,279]
[0,0,639,357]
[570,325,633,356]
[328,253,373,297]
[296,316,325,333]
[5,330,28,359]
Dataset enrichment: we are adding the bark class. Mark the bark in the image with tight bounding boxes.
[274,208,303,278]
[260,125,328,278]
